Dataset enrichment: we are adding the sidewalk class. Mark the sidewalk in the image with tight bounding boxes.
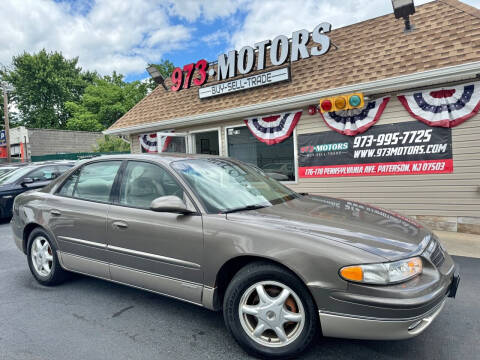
[434,230,480,259]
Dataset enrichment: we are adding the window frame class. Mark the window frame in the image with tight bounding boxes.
[224,123,299,184]
[54,159,124,205]
[189,127,222,156]
[110,159,201,214]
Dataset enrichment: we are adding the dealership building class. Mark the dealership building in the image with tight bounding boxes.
[106,0,480,234]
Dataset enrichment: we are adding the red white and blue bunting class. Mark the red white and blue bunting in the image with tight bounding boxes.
[139,132,175,153]
[139,133,157,153]
[244,110,302,145]
[320,97,390,136]
[398,82,480,128]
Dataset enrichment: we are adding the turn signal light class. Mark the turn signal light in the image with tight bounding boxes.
[340,266,363,282]
[319,93,365,113]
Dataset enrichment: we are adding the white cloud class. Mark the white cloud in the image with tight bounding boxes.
[229,0,434,50]
[201,30,230,46]
[0,0,192,76]
[166,0,247,22]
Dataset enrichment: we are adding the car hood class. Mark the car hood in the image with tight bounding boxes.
[0,183,19,193]
[226,195,432,261]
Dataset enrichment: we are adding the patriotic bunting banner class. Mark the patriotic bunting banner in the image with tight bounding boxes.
[320,97,390,136]
[398,82,480,128]
[139,133,158,153]
[244,110,302,145]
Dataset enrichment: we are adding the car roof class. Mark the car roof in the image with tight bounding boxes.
[81,153,222,165]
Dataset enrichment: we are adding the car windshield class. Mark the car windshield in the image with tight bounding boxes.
[171,158,299,213]
[0,167,16,177]
[0,167,34,185]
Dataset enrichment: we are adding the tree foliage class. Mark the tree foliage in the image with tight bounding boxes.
[1,49,94,129]
[93,135,131,152]
[147,59,175,91]
[65,72,148,131]
[1,50,175,133]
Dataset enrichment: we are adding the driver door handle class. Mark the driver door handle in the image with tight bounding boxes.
[112,221,128,230]
[50,210,61,216]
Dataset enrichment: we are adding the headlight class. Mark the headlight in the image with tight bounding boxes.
[339,257,422,285]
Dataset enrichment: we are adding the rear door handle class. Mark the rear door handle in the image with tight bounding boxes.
[50,210,61,216]
[112,221,128,230]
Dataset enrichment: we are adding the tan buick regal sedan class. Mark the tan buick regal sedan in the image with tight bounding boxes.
[11,154,460,359]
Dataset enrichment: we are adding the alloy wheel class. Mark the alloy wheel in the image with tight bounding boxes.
[238,280,305,348]
[30,236,53,277]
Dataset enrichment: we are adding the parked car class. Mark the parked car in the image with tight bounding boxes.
[0,165,21,178]
[0,162,74,219]
[11,154,459,359]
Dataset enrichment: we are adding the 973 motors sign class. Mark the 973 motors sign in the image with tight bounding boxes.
[298,121,453,178]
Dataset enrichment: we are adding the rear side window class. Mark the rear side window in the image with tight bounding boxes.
[57,161,121,202]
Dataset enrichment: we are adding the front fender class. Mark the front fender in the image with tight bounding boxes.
[202,214,384,290]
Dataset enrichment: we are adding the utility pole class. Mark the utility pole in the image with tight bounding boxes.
[1,82,13,163]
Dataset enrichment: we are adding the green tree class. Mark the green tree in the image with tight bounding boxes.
[93,135,130,152]
[1,49,94,129]
[65,71,148,131]
[147,59,175,91]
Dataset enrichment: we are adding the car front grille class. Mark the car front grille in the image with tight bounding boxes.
[429,240,446,268]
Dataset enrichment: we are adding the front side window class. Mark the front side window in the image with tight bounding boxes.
[171,158,299,213]
[118,161,184,209]
[227,126,295,181]
[28,166,58,182]
[57,161,121,202]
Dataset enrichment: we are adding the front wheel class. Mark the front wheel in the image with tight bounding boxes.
[223,262,319,359]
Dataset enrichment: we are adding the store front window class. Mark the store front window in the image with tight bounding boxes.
[193,130,219,155]
[227,126,295,182]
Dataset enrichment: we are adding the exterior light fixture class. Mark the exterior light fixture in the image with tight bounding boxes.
[391,0,415,32]
[146,65,168,90]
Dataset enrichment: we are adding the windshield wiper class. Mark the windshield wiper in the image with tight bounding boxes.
[222,204,270,214]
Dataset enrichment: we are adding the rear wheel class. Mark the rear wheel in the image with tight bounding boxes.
[27,228,69,286]
[223,262,319,359]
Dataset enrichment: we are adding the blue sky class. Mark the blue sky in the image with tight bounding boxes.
[1,0,479,83]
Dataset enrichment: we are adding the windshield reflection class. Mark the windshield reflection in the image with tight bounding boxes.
[171,158,299,213]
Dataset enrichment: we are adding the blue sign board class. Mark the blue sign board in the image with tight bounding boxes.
[0,130,5,145]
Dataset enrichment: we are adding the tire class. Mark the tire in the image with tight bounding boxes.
[223,262,319,359]
[27,228,69,286]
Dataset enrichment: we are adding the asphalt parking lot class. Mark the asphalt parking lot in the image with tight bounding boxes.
[1,220,479,360]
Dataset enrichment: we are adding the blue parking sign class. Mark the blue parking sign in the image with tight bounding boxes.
[0,130,5,145]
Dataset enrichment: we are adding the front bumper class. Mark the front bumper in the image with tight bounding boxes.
[319,297,446,340]
[317,267,461,340]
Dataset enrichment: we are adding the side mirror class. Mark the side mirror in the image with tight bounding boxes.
[21,177,34,186]
[150,196,194,214]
